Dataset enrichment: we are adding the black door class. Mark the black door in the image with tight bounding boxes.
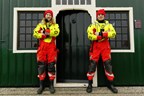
[56,10,91,83]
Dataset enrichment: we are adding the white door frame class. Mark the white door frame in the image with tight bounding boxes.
[51,0,97,87]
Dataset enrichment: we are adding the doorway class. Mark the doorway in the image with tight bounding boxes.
[56,10,91,84]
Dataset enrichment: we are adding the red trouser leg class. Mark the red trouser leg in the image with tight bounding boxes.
[47,62,56,80]
[48,72,55,80]
[87,72,95,80]
[104,70,114,81]
[47,43,57,63]
[38,72,46,80]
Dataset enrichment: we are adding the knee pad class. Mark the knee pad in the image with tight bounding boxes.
[48,62,55,73]
[38,61,46,75]
[88,60,96,73]
[104,60,112,73]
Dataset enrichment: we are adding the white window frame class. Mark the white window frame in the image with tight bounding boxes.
[96,7,135,53]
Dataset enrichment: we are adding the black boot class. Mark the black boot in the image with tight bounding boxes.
[86,80,93,93]
[107,81,118,93]
[37,80,44,94]
[49,80,55,94]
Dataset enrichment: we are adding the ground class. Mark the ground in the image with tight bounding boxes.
[0,87,144,96]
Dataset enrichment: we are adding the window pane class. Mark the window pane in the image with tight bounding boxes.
[110,14,115,19]
[87,0,91,4]
[20,28,25,33]
[122,40,129,48]
[116,14,121,19]
[26,28,31,33]
[122,21,128,26]
[26,21,31,26]
[20,35,25,41]
[109,20,115,26]
[116,21,121,26]
[80,0,85,4]
[110,41,115,48]
[32,42,37,48]
[117,41,121,48]
[19,42,25,48]
[68,0,73,4]
[62,0,67,4]
[20,21,25,26]
[116,34,121,40]
[26,35,31,40]
[116,28,121,33]
[56,0,61,5]
[122,28,128,33]
[122,13,127,19]
[39,13,43,19]
[26,42,31,48]
[105,13,109,19]
[33,13,38,19]
[32,21,38,26]
[122,34,128,40]
[20,13,25,19]
[26,13,31,19]
[74,0,79,4]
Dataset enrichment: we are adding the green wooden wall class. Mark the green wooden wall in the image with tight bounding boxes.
[0,0,51,87]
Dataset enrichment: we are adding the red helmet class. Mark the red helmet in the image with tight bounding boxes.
[96,9,106,17]
[44,10,53,17]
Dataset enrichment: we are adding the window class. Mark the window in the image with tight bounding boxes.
[96,8,134,52]
[55,0,92,5]
[13,8,52,53]
[18,11,43,50]
[105,11,130,49]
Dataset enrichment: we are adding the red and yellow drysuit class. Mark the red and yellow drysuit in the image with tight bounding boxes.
[33,20,60,81]
[86,20,116,81]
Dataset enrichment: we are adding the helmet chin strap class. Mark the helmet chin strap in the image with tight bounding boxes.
[45,18,49,23]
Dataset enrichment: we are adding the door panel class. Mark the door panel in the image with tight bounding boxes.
[56,10,91,83]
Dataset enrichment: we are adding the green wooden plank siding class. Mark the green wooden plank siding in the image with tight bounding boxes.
[0,0,51,86]
[0,0,2,86]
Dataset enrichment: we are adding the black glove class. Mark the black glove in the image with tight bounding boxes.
[42,29,49,38]
[99,29,104,36]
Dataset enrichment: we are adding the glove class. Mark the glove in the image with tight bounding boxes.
[93,28,96,32]
[45,29,50,34]
[99,31,103,36]
[92,28,96,35]
[44,29,50,37]
[102,32,108,38]
[99,29,104,36]
[97,36,102,40]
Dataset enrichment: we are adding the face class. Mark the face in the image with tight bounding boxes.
[45,13,52,21]
[97,14,105,21]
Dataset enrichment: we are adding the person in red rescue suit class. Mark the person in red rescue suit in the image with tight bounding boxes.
[86,9,118,93]
[33,10,60,94]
